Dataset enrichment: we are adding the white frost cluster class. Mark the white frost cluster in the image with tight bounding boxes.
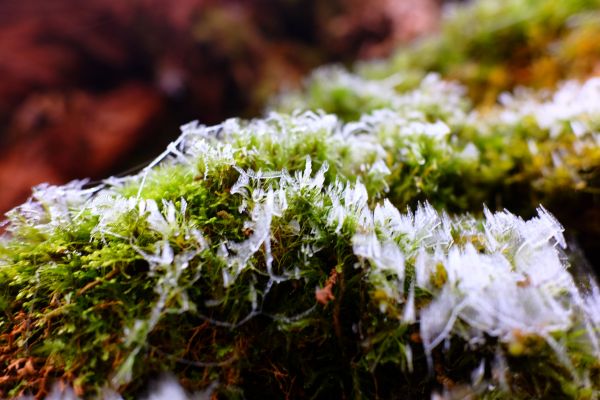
[276,67,468,124]
[5,180,99,235]
[330,182,599,380]
[27,376,213,400]
[498,78,600,137]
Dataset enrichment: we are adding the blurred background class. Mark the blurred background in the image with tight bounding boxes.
[0,0,445,214]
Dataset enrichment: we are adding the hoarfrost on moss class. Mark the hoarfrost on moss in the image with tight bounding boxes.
[2,65,600,398]
[498,78,600,135]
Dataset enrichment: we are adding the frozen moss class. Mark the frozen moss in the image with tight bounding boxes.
[277,0,600,108]
[1,98,599,398]
[2,0,600,398]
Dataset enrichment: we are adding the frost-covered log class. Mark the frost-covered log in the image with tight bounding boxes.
[1,97,599,398]
[1,0,600,398]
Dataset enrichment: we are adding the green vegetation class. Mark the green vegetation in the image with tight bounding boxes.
[282,0,600,108]
[1,0,599,398]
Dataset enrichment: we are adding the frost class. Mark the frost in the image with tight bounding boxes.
[326,189,597,375]
[352,233,381,260]
[471,360,485,387]
[326,180,371,233]
[519,206,566,249]
[584,282,600,327]
[37,377,215,400]
[458,142,479,160]
[403,283,416,323]
[368,159,391,177]
[403,120,450,138]
[416,210,587,371]
[223,190,274,286]
[142,376,192,400]
[9,180,98,233]
[420,286,462,353]
[373,199,403,236]
[497,78,600,138]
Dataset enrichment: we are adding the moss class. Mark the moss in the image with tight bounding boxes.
[2,0,600,398]
[278,0,600,113]
[1,104,599,398]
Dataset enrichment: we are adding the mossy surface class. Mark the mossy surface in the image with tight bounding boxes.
[368,0,600,105]
[1,0,600,399]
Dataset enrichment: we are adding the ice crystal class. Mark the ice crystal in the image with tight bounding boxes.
[498,78,600,134]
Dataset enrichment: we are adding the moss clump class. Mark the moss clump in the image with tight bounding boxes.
[1,0,600,398]
[277,0,600,110]
[1,101,599,398]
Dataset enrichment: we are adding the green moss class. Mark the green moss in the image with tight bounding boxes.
[1,104,599,398]
[1,0,600,398]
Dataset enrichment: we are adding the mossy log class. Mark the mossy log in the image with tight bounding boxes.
[1,0,600,398]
